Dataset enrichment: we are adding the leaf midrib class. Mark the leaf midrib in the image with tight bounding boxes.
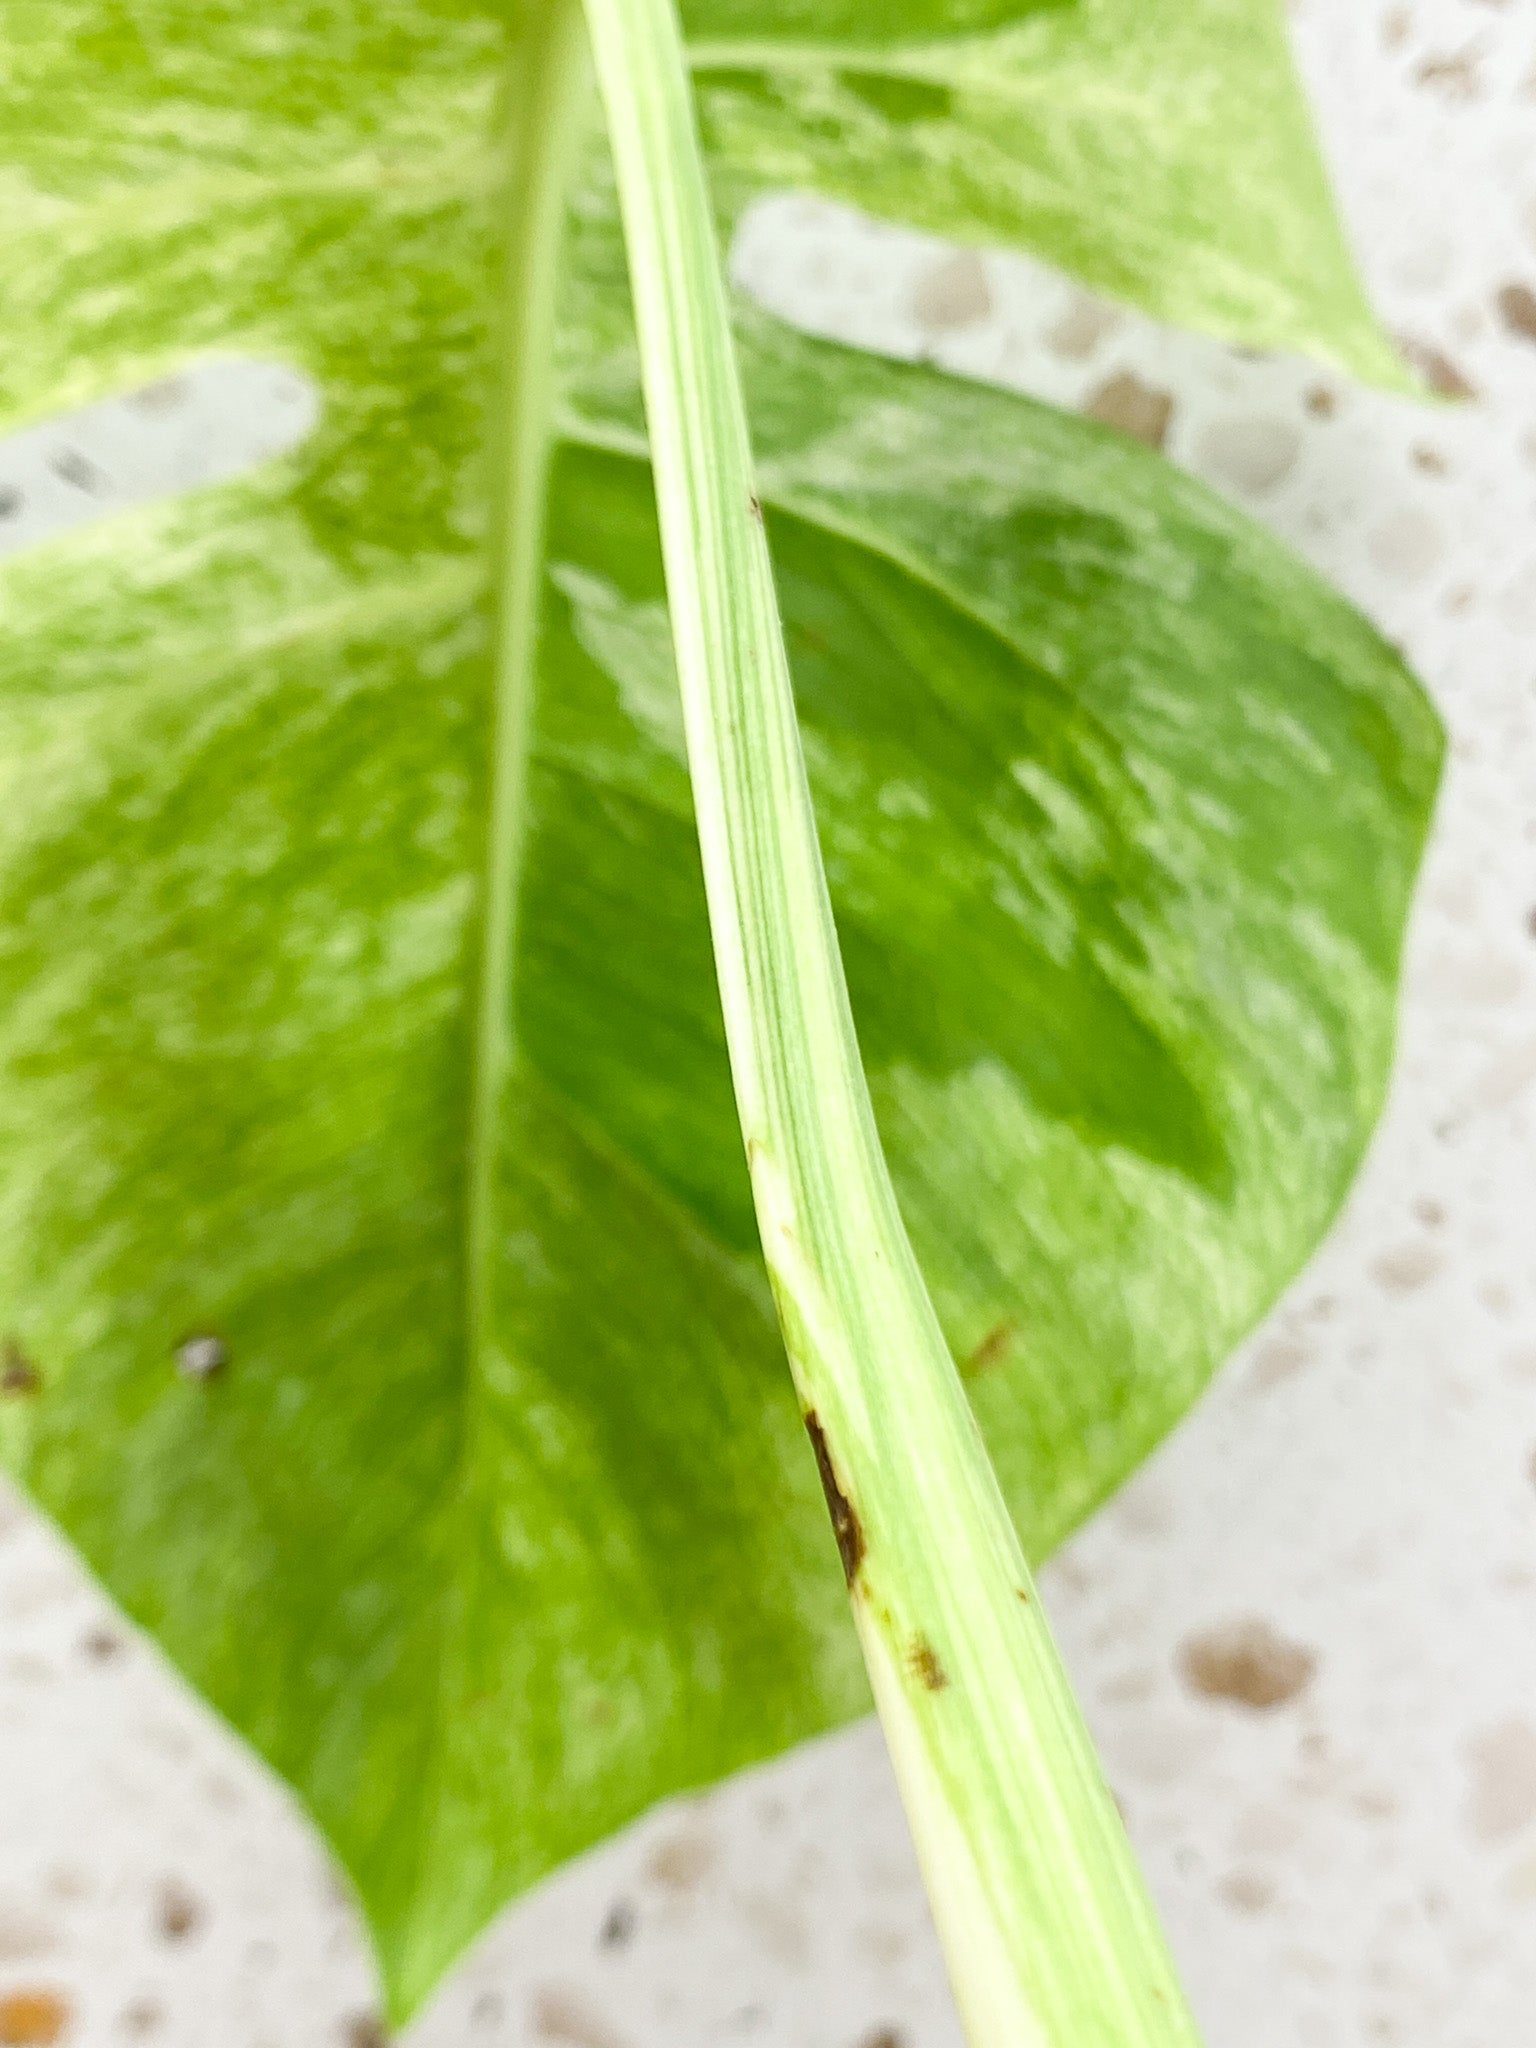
[461,4,590,1379]
[389,0,593,1990]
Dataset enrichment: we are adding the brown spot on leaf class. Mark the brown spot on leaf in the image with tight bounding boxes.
[1394,335,1478,399]
[1179,1619,1317,1711]
[908,1637,949,1692]
[964,1320,1017,1376]
[804,1411,865,1586]
[1082,371,1174,451]
[1304,385,1337,419]
[1,1340,40,1398]
[860,2032,904,2048]
[0,1992,69,2048]
[344,2019,387,2048]
[1498,283,1536,344]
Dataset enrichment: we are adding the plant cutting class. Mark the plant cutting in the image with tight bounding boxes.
[0,2,1441,2043]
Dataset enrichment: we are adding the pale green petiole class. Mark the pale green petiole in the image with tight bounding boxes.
[577,0,1206,2038]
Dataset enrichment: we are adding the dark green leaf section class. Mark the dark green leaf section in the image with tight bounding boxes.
[556,292,1440,1560]
[682,0,1071,45]
[0,0,1438,2022]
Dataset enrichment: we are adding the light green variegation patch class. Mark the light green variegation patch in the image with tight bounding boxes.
[689,0,1410,387]
[0,0,1436,2022]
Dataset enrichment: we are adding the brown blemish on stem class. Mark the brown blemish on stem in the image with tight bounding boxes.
[908,1636,949,1692]
[964,1319,1017,1376]
[804,1410,865,1586]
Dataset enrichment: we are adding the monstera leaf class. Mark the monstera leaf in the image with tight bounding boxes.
[0,0,1437,2022]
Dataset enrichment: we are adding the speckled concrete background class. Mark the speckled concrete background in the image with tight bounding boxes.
[2,2,1535,2044]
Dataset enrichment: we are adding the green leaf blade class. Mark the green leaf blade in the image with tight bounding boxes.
[0,0,1439,2019]
[0,325,1437,2011]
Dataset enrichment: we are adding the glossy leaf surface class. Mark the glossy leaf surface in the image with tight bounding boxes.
[0,0,1437,2020]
